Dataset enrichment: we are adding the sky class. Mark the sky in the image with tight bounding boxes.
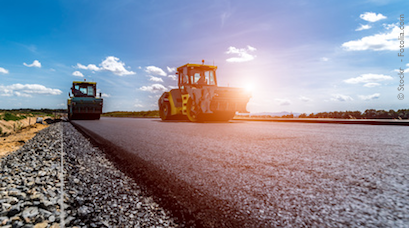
[0,0,408,113]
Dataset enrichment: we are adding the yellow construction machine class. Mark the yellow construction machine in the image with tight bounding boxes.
[158,61,251,122]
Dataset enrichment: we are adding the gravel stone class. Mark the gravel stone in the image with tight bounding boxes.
[0,216,9,225]
[7,204,20,217]
[33,221,48,228]
[1,122,179,227]
[48,215,55,223]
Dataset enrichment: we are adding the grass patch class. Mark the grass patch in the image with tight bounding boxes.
[13,121,23,132]
[2,113,27,121]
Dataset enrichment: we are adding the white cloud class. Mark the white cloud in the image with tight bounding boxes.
[342,25,405,51]
[14,91,31,97]
[134,99,143,108]
[360,12,387,22]
[167,66,176,73]
[226,45,257,63]
[145,66,167,76]
[247,45,257,51]
[275,98,291,106]
[363,82,381,87]
[383,23,396,30]
[149,76,164,82]
[139,84,167,93]
[331,94,353,102]
[299,96,312,102]
[77,63,100,71]
[221,10,232,28]
[23,60,41,68]
[148,94,161,99]
[0,84,62,97]
[394,63,409,73]
[320,57,329,62]
[344,73,393,84]
[76,63,88,69]
[359,93,380,100]
[76,56,135,76]
[72,71,84,77]
[168,74,177,81]
[96,89,110,98]
[0,67,9,74]
[100,56,135,76]
[355,24,372,31]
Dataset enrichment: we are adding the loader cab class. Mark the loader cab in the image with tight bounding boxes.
[71,81,97,98]
[177,64,218,90]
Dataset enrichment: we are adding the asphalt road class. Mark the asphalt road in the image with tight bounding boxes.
[71,118,409,227]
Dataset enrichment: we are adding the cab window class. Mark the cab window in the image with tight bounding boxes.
[80,87,87,94]
[87,86,94,96]
[205,71,216,85]
[193,73,201,83]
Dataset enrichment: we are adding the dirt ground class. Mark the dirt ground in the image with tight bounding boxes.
[0,116,40,134]
[0,123,49,158]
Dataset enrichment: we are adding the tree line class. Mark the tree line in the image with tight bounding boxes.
[298,109,409,119]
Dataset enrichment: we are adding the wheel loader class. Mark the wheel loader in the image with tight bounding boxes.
[158,61,251,122]
[67,80,103,120]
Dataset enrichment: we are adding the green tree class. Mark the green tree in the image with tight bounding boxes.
[299,113,307,118]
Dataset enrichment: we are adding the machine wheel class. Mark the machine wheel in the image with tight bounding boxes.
[160,102,171,120]
[186,98,199,122]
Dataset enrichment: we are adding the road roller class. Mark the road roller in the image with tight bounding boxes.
[158,61,251,122]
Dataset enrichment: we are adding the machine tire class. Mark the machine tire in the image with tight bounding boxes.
[186,98,199,122]
[160,102,172,120]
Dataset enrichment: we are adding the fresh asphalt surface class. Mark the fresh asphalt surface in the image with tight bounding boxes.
[72,117,409,227]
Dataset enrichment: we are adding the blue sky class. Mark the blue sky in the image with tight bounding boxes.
[0,0,407,113]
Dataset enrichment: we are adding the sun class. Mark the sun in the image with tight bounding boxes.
[244,83,254,92]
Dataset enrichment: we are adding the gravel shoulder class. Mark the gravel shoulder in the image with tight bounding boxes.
[1,122,179,227]
[1,123,62,227]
